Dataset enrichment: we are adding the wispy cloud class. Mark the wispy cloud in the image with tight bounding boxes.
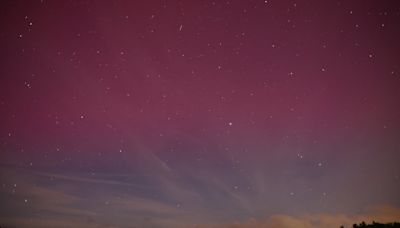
[200,205,400,228]
[1,166,400,228]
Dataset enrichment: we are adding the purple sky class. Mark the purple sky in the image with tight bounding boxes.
[1,1,400,227]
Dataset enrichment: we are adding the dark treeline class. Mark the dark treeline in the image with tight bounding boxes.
[340,221,400,228]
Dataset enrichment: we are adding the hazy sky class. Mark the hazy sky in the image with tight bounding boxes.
[1,1,400,227]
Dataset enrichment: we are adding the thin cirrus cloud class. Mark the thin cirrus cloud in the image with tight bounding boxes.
[199,205,400,228]
[0,166,232,227]
[1,166,400,228]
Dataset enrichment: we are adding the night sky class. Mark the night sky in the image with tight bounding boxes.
[1,1,400,227]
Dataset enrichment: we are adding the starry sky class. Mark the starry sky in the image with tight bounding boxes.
[1,0,400,227]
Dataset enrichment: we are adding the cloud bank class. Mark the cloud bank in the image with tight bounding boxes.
[203,205,400,228]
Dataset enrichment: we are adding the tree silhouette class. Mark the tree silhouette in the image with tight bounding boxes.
[345,221,400,228]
